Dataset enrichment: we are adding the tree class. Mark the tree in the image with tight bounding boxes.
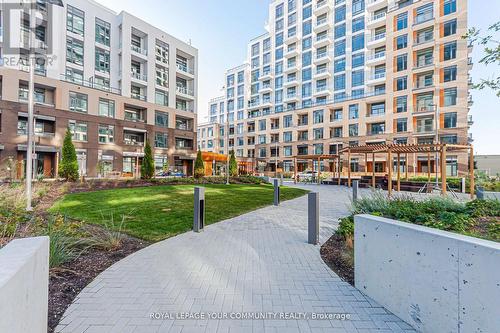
[194,150,205,179]
[141,140,155,179]
[466,21,500,97]
[229,150,238,177]
[59,128,79,181]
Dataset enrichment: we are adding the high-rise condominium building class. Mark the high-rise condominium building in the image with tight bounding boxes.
[0,0,198,179]
[199,0,472,176]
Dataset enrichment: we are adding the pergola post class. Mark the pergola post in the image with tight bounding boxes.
[347,149,351,188]
[405,153,409,180]
[338,156,341,185]
[294,157,297,184]
[397,153,401,192]
[427,151,431,182]
[317,157,321,185]
[372,152,376,188]
[441,145,447,195]
[469,145,475,199]
[387,150,392,197]
[364,152,368,175]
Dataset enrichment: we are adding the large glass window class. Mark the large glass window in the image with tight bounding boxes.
[335,24,346,39]
[443,0,456,15]
[352,70,364,87]
[155,111,169,128]
[352,17,364,33]
[69,92,87,113]
[155,132,168,148]
[443,19,457,37]
[335,5,346,22]
[98,124,114,144]
[66,37,84,65]
[95,48,110,73]
[443,42,457,61]
[349,105,359,119]
[95,18,110,46]
[352,34,364,52]
[443,66,457,82]
[396,34,408,49]
[396,96,407,113]
[352,53,364,68]
[98,98,115,118]
[334,40,346,57]
[444,88,457,106]
[443,112,457,128]
[67,5,84,36]
[397,12,408,30]
[69,120,88,141]
[397,54,408,71]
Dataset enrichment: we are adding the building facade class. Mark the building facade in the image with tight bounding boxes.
[0,0,198,179]
[203,0,472,176]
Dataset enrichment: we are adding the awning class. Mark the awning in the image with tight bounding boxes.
[17,144,58,153]
[18,112,56,122]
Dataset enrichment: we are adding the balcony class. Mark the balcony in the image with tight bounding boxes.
[284,47,299,58]
[414,12,434,26]
[416,126,435,135]
[367,33,386,47]
[314,67,331,79]
[413,105,436,114]
[284,77,299,87]
[414,31,434,46]
[313,85,330,97]
[314,33,330,48]
[259,84,272,93]
[131,44,148,56]
[131,71,147,82]
[366,51,386,65]
[285,33,299,44]
[367,0,388,11]
[123,131,145,146]
[468,133,474,144]
[176,86,195,99]
[367,12,386,28]
[314,51,332,65]
[131,92,146,101]
[366,72,386,85]
[284,63,298,74]
[468,115,474,126]
[314,17,332,33]
[468,57,473,69]
[468,96,474,107]
[414,57,434,70]
[260,70,273,80]
[284,92,299,102]
[315,0,333,15]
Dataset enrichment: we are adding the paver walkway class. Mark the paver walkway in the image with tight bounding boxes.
[56,185,415,333]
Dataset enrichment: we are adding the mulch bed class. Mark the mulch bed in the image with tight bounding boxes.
[48,236,147,332]
[320,234,355,285]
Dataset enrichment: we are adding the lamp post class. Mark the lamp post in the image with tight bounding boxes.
[225,117,230,185]
[25,0,64,212]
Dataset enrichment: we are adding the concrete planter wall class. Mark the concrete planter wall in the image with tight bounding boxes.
[476,188,500,200]
[354,215,500,333]
[0,237,50,333]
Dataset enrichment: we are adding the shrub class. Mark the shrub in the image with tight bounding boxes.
[86,213,127,251]
[194,150,205,179]
[44,216,84,268]
[466,199,500,218]
[59,128,79,181]
[336,216,354,240]
[229,150,238,177]
[141,141,155,180]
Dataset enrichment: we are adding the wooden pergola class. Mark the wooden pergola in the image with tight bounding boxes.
[292,154,339,184]
[340,143,475,198]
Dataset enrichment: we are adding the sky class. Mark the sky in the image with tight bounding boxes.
[98,0,500,155]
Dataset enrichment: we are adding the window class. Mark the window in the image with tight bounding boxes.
[302,68,312,81]
[352,70,364,87]
[369,122,385,135]
[259,119,267,131]
[415,3,433,24]
[396,76,407,91]
[313,128,324,139]
[314,144,323,155]
[334,74,346,91]
[302,21,312,36]
[302,51,312,67]
[396,96,407,113]
[69,92,87,113]
[283,131,293,142]
[98,124,114,144]
[396,34,408,49]
[156,42,169,64]
[349,124,358,137]
[155,132,168,148]
[155,111,169,128]
[334,58,346,72]
[349,104,359,119]
[95,48,110,73]
[302,37,312,50]
[441,135,458,144]
[352,17,364,33]
[443,42,457,61]
[95,18,110,46]
[443,19,457,37]
[334,40,346,57]
[352,53,364,68]
[396,54,407,71]
[155,90,168,106]
[443,66,457,82]
[302,5,312,20]
[69,120,87,141]
[397,13,408,30]
[332,127,342,138]
[396,118,407,132]
[333,109,343,121]
[443,0,456,15]
[66,37,84,65]
[237,71,245,84]
[98,98,115,118]
[67,5,84,36]
[335,24,346,39]
[335,5,346,22]
[352,0,364,15]
[276,3,284,18]
[370,102,385,116]
[352,34,364,52]
[443,88,457,106]
[313,110,324,124]
[443,112,457,128]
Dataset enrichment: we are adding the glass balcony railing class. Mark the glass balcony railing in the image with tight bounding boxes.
[131,45,148,56]
[176,63,194,75]
[176,86,194,96]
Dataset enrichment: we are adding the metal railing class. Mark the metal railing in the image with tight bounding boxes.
[176,63,195,75]
[60,74,121,95]
[176,86,194,96]
[131,44,148,56]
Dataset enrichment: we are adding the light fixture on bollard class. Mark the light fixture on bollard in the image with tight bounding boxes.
[193,187,205,232]
[308,192,319,245]
[273,179,280,206]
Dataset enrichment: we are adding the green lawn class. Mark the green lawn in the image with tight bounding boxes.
[50,184,307,242]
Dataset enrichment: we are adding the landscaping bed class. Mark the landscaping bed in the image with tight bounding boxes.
[1,180,307,331]
[321,192,500,285]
